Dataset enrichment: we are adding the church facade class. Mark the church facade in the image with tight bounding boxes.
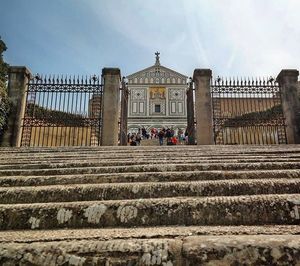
[126,53,188,132]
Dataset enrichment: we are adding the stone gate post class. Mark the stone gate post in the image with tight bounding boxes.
[1,66,31,147]
[101,68,121,146]
[193,69,214,145]
[276,69,300,144]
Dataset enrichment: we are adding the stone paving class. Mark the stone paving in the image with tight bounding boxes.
[0,145,300,265]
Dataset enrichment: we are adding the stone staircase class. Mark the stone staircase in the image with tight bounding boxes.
[140,138,161,146]
[0,145,300,265]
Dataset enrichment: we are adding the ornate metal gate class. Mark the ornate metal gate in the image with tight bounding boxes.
[21,75,103,147]
[211,78,287,145]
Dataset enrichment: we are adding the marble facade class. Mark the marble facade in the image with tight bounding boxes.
[126,53,188,133]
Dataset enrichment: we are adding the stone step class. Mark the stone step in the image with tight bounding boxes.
[0,145,299,157]
[1,152,300,163]
[1,225,300,243]
[0,157,299,170]
[0,194,299,230]
[1,169,299,187]
[0,162,299,177]
[1,154,299,167]
[1,235,300,265]
[1,179,300,204]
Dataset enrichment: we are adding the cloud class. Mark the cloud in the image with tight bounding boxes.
[3,0,299,77]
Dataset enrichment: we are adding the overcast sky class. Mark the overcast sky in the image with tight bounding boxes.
[1,0,299,78]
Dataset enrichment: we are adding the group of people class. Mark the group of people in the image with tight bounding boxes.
[128,127,188,146]
[157,128,186,146]
[127,132,142,146]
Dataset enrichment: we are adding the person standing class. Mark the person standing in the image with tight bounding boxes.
[158,128,165,146]
[136,133,142,146]
[130,133,137,146]
[165,128,172,145]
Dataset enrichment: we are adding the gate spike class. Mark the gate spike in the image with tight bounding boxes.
[77,75,80,84]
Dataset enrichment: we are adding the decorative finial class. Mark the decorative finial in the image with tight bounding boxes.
[155,51,160,66]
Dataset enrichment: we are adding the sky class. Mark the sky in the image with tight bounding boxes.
[1,0,300,78]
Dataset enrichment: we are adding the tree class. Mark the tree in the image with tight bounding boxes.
[0,37,9,139]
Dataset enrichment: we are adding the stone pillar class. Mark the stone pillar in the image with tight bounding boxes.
[1,66,31,147]
[276,69,300,144]
[186,79,195,144]
[193,69,214,145]
[101,68,121,146]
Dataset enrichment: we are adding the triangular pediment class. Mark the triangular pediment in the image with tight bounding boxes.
[127,64,188,85]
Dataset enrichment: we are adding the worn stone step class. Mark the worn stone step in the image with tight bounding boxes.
[1,169,300,187]
[0,157,299,170]
[1,235,300,265]
[1,153,300,164]
[182,235,300,265]
[1,225,300,243]
[0,145,299,157]
[1,179,300,204]
[1,238,180,265]
[0,194,299,230]
[0,162,299,177]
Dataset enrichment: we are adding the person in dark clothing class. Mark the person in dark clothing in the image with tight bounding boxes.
[165,128,172,145]
[130,133,137,146]
[158,128,165,146]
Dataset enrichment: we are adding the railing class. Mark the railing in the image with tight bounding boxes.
[21,75,103,147]
[211,77,287,145]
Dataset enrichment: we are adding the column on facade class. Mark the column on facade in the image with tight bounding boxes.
[165,87,169,119]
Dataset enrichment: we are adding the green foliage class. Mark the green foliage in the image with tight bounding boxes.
[224,105,283,127]
[27,103,86,126]
[0,37,9,138]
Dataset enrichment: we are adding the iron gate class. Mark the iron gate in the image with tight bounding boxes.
[211,77,287,145]
[119,77,129,146]
[21,75,103,147]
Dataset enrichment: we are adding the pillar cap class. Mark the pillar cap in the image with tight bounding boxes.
[276,69,299,83]
[102,68,121,76]
[9,66,32,77]
[193,69,212,79]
